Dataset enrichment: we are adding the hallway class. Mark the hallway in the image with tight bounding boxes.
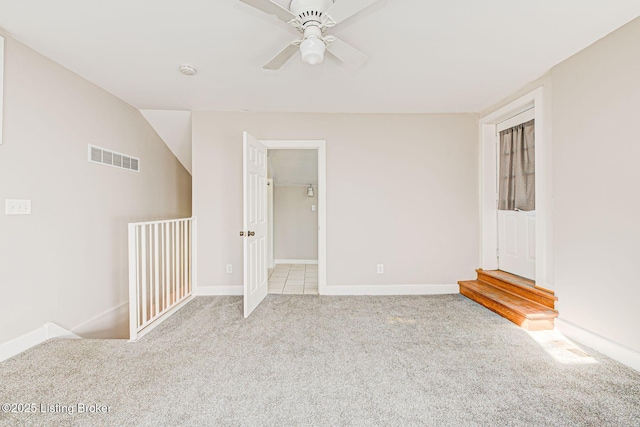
[268,263,318,295]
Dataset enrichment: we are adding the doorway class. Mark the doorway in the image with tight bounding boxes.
[479,88,552,292]
[266,149,319,295]
[242,134,327,317]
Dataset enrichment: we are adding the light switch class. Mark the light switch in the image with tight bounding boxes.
[5,199,31,215]
[311,204,316,212]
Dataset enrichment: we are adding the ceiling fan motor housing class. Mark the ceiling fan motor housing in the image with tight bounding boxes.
[290,0,333,28]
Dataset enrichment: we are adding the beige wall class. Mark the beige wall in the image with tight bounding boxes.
[274,185,318,261]
[0,38,192,343]
[551,17,640,352]
[193,112,478,289]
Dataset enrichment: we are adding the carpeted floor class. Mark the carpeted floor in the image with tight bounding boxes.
[1,295,639,426]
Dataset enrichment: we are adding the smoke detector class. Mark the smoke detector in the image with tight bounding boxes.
[179,65,197,76]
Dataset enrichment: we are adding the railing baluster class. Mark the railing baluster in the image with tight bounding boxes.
[187,220,192,294]
[128,224,138,339]
[173,221,178,304]
[140,225,147,325]
[182,220,186,298]
[164,222,170,312]
[190,219,195,295]
[178,221,184,298]
[154,223,160,317]
[136,226,142,328]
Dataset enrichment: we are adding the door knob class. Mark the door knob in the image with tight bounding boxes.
[248,231,255,236]
[239,231,245,237]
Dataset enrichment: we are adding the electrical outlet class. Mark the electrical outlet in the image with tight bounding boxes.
[377,264,384,274]
[5,199,31,215]
[226,264,233,274]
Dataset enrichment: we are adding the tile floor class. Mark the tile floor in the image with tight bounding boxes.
[268,264,318,295]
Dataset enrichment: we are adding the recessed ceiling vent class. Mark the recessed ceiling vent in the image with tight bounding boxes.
[88,144,140,172]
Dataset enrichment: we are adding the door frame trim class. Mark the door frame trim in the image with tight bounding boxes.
[261,139,327,295]
[267,178,274,269]
[479,87,552,290]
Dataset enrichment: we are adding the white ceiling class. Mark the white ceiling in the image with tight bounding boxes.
[0,1,639,113]
[268,149,318,186]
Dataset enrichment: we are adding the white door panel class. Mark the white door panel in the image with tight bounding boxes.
[505,215,517,255]
[243,132,268,318]
[498,210,536,280]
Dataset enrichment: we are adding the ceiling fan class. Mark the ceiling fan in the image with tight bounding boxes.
[239,0,381,69]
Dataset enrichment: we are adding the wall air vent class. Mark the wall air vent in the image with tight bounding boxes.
[88,144,140,172]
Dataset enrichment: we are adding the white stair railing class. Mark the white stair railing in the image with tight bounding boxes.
[128,217,196,341]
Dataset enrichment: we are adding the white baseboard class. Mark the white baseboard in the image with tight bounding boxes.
[71,301,129,339]
[196,285,243,296]
[322,284,459,296]
[274,259,318,265]
[555,318,640,372]
[195,284,458,296]
[0,323,80,362]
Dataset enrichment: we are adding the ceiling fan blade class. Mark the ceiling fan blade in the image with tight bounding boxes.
[324,0,381,24]
[263,43,299,70]
[326,37,367,68]
[239,0,297,23]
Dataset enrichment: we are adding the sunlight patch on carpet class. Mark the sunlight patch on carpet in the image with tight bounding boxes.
[526,329,598,365]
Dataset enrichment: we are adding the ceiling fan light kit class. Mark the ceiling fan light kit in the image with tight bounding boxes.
[239,0,380,70]
[300,37,325,65]
[300,26,326,65]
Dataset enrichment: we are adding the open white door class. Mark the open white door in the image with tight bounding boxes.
[243,131,268,318]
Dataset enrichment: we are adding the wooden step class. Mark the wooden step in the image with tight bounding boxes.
[476,269,557,309]
[459,280,558,331]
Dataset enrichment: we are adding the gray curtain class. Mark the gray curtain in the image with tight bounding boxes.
[498,119,535,211]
